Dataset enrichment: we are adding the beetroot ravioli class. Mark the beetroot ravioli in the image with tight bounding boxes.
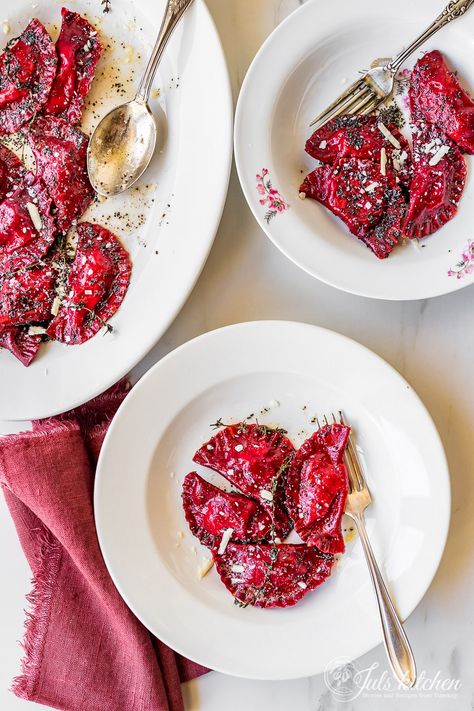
[409,50,474,154]
[0,172,56,271]
[47,223,131,345]
[45,8,103,124]
[182,471,275,546]
[286,424,350,554]
[305,114,412,187]
[300,158,406,259]
[0,19,57,134]
[194,422,294,537]
[213,543,334,609]
[0,144,25,200]
[28,116,94,235]
[0,325,41,366]
[0,258,55,327]
[403,124,466,239]
[183,421,350,608]
[0,11,132,366]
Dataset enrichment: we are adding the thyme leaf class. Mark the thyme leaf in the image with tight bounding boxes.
[233,597,249,609]
[69,301,114,335]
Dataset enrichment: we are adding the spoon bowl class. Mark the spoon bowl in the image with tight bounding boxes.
[87,0,195,197]
[87,100,157,197]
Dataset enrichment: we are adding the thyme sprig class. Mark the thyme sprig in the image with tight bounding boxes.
[255,422,288,436]
[209,416,287,436]
[70,302,114,334]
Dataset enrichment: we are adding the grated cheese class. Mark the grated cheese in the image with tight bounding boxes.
[260,489,273,502]
[26,202,42,231]
[429,146,450,166]
[50,296,61,316]
[198,558,214,578]
[365,181,379,193]
[217,528,234,555]
[377,122,401,149]
[380,147,387,176]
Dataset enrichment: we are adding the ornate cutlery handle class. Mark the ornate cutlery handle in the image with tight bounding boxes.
[437,0,474,20]
[388,0,474,72]
[136,0,195,103]
[352,512,417,688]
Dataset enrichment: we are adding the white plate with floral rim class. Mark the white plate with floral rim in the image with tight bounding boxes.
[95,320,450,680]
[0,0,232,420]
[234,0,474,301]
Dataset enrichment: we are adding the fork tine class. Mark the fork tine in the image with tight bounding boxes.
[359,96,382,116]
[309,77,363,127]
[309,79,371,128]
[333,411,357,491]
[345,440,363,491]
[314,84,374,127]
[346,89,379,116]
[344,446,357,493]
[337,411,359,484]
[340,410,367,490]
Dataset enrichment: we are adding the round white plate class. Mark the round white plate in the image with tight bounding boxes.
[234,0,474,301]
[0,0,232,420]
[95,320,450,680]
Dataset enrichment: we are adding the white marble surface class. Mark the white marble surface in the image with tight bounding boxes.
[1,0,474,709]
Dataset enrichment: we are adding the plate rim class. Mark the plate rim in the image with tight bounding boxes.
[234,0,474,302]
[0,0,233,421]
[94,319,451,680]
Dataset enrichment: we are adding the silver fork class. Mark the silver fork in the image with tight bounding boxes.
[309,0,474,130]
[321,411,417,688]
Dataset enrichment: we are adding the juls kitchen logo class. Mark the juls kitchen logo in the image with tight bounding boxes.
[324,658,461,702]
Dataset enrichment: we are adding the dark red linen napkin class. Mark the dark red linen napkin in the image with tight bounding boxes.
[0,381,208,711]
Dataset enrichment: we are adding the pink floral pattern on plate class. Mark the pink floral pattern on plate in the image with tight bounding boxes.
[395,68,412,110]
[448,240,474,279]
[256,168,289,223]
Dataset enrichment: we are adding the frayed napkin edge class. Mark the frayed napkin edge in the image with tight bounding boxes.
[12,526,63,702]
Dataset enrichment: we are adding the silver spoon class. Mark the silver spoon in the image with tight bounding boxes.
[87,0,195,197]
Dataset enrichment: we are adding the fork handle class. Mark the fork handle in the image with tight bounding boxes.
[352,512,417,688]
[388,0,474,72]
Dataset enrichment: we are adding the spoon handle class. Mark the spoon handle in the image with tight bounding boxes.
[135,0,195,103]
